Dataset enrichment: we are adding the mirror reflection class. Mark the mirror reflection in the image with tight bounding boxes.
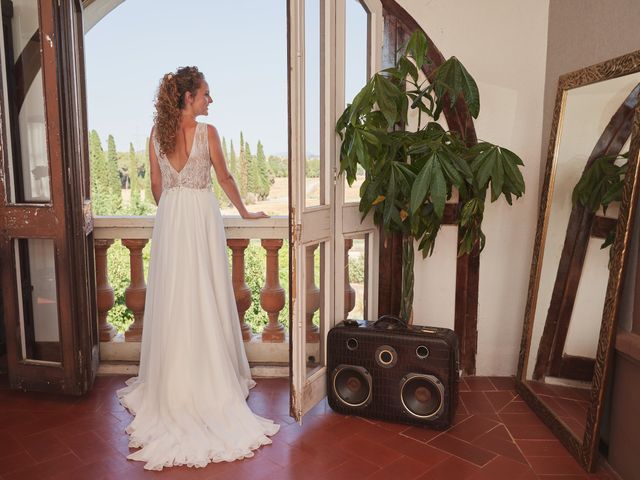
[525,72,640,441]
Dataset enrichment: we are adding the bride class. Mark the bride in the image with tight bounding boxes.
[117,66,280,471]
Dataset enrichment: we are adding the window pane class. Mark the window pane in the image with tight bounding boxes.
[306,242,324,378]
[304,0,322,207]
[343,0,368,204]
[344,235,368,320]
[15,239,61,363]
[1,0,50,203]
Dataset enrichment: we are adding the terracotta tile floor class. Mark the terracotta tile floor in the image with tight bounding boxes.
[0,375,619,479]
[525,380,591,440]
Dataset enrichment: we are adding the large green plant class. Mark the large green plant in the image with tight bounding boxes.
[336,31,525,322]
[572,151,628,249]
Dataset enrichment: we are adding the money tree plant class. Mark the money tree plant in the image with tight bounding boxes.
[336,30,526,323]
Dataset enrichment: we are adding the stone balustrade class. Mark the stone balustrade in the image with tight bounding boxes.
[94,217,291,363]
[93,216,362,368]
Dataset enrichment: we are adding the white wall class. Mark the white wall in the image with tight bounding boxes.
[397,0,550,374]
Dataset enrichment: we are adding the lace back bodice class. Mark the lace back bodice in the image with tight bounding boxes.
[153,122,212,190]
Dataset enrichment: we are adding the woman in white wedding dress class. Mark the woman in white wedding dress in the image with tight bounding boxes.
[117,66,279,471]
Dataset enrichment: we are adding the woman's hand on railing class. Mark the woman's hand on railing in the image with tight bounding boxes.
[241,211,269,220]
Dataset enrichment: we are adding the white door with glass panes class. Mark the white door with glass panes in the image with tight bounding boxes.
[289,0,382,422]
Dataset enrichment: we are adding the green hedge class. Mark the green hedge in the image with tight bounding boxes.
[106,239,290,335]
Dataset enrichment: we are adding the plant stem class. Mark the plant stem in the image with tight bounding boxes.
[400,235,414,324]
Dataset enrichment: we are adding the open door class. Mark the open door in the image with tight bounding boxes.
[0,0,98,394]
[289,0,382,422]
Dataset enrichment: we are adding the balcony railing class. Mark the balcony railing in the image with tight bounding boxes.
[94,216,293,366]
[94,216,362,369]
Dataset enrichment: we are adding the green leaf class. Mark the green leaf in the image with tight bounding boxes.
[433,56,480,118]
[502,153,526,195]
[374,75,401,128]
[348,80,374,126]
[410,156,434,213]
[383,168,398,228]
[490,157,504,202]
[431,161,447,218]
[397,56,419,83]
[473,146,497,189]
[405,30,428,69]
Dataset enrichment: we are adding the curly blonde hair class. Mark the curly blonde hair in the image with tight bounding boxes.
[153,66,205,156]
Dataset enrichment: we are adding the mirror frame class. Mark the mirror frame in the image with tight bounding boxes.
[516,50,640,472]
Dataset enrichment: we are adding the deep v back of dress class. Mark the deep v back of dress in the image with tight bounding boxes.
[153,122,212,191]
[118,122,279,471]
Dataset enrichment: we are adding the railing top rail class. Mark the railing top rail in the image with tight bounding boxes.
[93,216,289,240]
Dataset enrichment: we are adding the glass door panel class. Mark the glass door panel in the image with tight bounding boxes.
[15,238,61,363]
[0,0,97,394]
[1,0,50,203]
[344,235,368,320]
[343,0,368,204]
[304,0,322,208]
[305,242,325,378]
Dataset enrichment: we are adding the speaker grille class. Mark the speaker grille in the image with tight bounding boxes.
[332,365,372,408]
[400,373,444,419]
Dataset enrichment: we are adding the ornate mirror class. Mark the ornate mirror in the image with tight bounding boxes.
[516,51,640,471]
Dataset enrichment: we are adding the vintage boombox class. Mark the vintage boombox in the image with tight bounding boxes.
[327,316,459,430]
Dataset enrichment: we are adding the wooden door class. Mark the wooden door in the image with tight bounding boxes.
[0,0,97,394]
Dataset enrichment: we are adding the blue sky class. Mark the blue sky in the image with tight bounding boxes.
[84,0,367,156]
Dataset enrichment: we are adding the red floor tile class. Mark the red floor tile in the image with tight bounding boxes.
[464,377,496,391]
[485,390,517,412]
[368,455,431,480]
[460,391,496,415]
[474,425,527,464]
[382,433,451,468]
[505,422,556,440]
[446,414,500,443]
[527,455,586,475]
[515,438,572,457]
[429,433,497,467]
[488,376,516,391]
[467,455,535,479]
[336,433,403,468]
[18,430,72,463]
[0,375,619,479]
[324,455,380,479]
[418,455,481,480]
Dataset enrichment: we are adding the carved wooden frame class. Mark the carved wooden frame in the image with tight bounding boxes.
[516,50,640,471]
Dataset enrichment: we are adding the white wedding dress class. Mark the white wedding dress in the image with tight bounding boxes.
[117,122,279,471]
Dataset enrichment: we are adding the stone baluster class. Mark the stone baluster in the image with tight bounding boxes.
[95,239,116,341]
[260,239,285,342]
[305,244,320,342]
[227,239,252,341]
[344,239,356,319]
[122,239,148,342]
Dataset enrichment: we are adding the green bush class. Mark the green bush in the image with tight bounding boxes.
[348,252,365,284]
[106,238,289,336]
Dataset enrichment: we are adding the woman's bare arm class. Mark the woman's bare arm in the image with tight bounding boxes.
[207,124,267,219]
[148,127,163,205]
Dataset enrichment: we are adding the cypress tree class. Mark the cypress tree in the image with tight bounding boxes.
[222,136,229,162]
[246,140,258,195]
[143,137,154,205]
[239,132,248,197]
[128,142,141,212]
[89,130,110,215]
[229,139,237,178]
[255,140,271,200]
[106,135,123,212]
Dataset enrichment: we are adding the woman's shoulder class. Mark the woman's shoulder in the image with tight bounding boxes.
[200,122,221,140]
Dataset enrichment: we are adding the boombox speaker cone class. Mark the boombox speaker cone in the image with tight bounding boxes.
[400,373,445,419]
[332,364,372,407]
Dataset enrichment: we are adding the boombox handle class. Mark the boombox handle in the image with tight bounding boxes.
[373,314,408,330]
